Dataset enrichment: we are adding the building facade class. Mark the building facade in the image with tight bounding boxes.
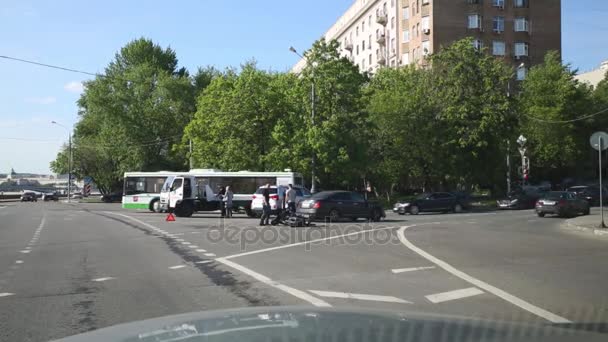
[575,60,608,88]
[292,0,561,79]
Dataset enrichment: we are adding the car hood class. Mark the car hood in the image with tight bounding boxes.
[51,307,605,342]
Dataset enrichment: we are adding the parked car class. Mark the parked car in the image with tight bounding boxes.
[535,191,590,218]
[567,185,608,206]
[497,190,539,210]
[396,192,469,215]
[101,192,122,203]
[42,192,59,201]
[251,185,311,216]
[20,191,37,202]
[298,191,385,222]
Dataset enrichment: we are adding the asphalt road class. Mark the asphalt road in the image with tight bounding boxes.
[1,202,608,341]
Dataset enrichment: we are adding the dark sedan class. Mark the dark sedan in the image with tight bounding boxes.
[535,191,590,218]
[497,191,538,210]
[397,192,468,215]
[297,191,385,222]
[567,185,608,206]
[20,191,38,202]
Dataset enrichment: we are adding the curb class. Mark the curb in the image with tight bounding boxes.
[562,219,608,237]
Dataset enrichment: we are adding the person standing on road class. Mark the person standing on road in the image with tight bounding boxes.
[218,186,226,218]
[224,186,234,218]
[285,184,297,214]
[259,184,271,226]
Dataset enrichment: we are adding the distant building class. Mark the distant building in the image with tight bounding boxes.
[575,60,608,88]
[292,0,562,81]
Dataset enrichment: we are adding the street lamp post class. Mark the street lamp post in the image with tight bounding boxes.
[52,121,72,203]
[517,135,528,187]
[289,46,317,193]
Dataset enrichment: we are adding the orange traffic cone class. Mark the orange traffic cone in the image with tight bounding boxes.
[166,213,176,222]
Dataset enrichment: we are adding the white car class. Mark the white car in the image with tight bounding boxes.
[250,185,311,216]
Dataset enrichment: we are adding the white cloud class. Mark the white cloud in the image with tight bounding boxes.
[26,96,57,105]
[64,81,84,93]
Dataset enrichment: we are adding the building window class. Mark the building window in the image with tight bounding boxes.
[369,54,372,64]
[363,58,366,69]
[514,42,529,57]
[421,16,430,32]
[403,7,409,19]
[416,0,420,13]
[391,17,395,29]
[357,45,360,55]
[493,16,504,32]
[362,21,365,32]
[467,0,481,3]
[468,14,482,29]
[362,40,366,51]
[514,0,529,8]
[422,40,430,56]
[516,66,528,80]
[356,26,359,36]
[417,23,420,36]
[514,17,529,32]
[422,0,430,4]
[472,39,483,50]
[403,29,410,42]
[492,41,506,56]
[369,35,372,48]
[391,38,395,53]
[402,52,410,65]
[391,0,395,7]
[493,0,505,9]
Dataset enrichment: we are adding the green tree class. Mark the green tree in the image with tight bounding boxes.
[518,51,595,181]
[51,38,196,192]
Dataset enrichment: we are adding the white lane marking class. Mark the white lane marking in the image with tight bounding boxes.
[0,206,6,209]
[188,245,199,249]
[391,266,436,274]
[425,287,485,303]
[216,257,331,307]
[92,277,116,282]
[169,265,187,270]
[196,260,214,264]
[181,242,191,245]
[223,225,400,260]
[172,233,185,236]
[24,246,31,250]
[204,253,216,257]
[191,232,201,234]
[102,212,331,308]
[20,250,31,254]
[176,239,185,242]
[0,293,15,297]
[196,249,207,253]
[15,260,23,264]
[397,226,571,323]
[308,290,412,304]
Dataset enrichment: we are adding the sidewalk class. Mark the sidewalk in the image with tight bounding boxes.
[562,208,608,237]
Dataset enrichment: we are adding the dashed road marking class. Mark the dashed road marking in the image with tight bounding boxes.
[15,260,23,264]
[196,260,214,264]
[397,225,571,323]
[188,245,199,249]
[391,266,436,274]
[169,265,186,270]
[20,250,31,254]
[92,277,116,282]
[308,290,412,304]
[181,242,191,245]
[0,293,15,297]
[425,287,485,303]
[196,249,207,253]
[204,253,216,257]
[217,257,331,308]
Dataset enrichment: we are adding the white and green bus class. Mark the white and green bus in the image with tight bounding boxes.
[122,169,305,215]
[122,171,177,211]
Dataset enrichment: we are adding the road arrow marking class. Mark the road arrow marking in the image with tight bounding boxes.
[391,266,436,274]
[308,290,412,304]
[92,277,115,282]
[425,287,484,303]
[169,265,187,270]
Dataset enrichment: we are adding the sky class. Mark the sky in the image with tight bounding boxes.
[0,0,607,174]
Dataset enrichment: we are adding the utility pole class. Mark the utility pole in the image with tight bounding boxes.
[189,139,193,170]
[52,121,72,203]
[506,140,511,194]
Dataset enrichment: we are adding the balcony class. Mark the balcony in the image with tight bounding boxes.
[376,13,387,26]
[376,33,386,45]
[344,41,353,51]
[377,56,387,65]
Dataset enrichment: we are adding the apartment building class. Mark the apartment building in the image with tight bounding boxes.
[292,0,561,80]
